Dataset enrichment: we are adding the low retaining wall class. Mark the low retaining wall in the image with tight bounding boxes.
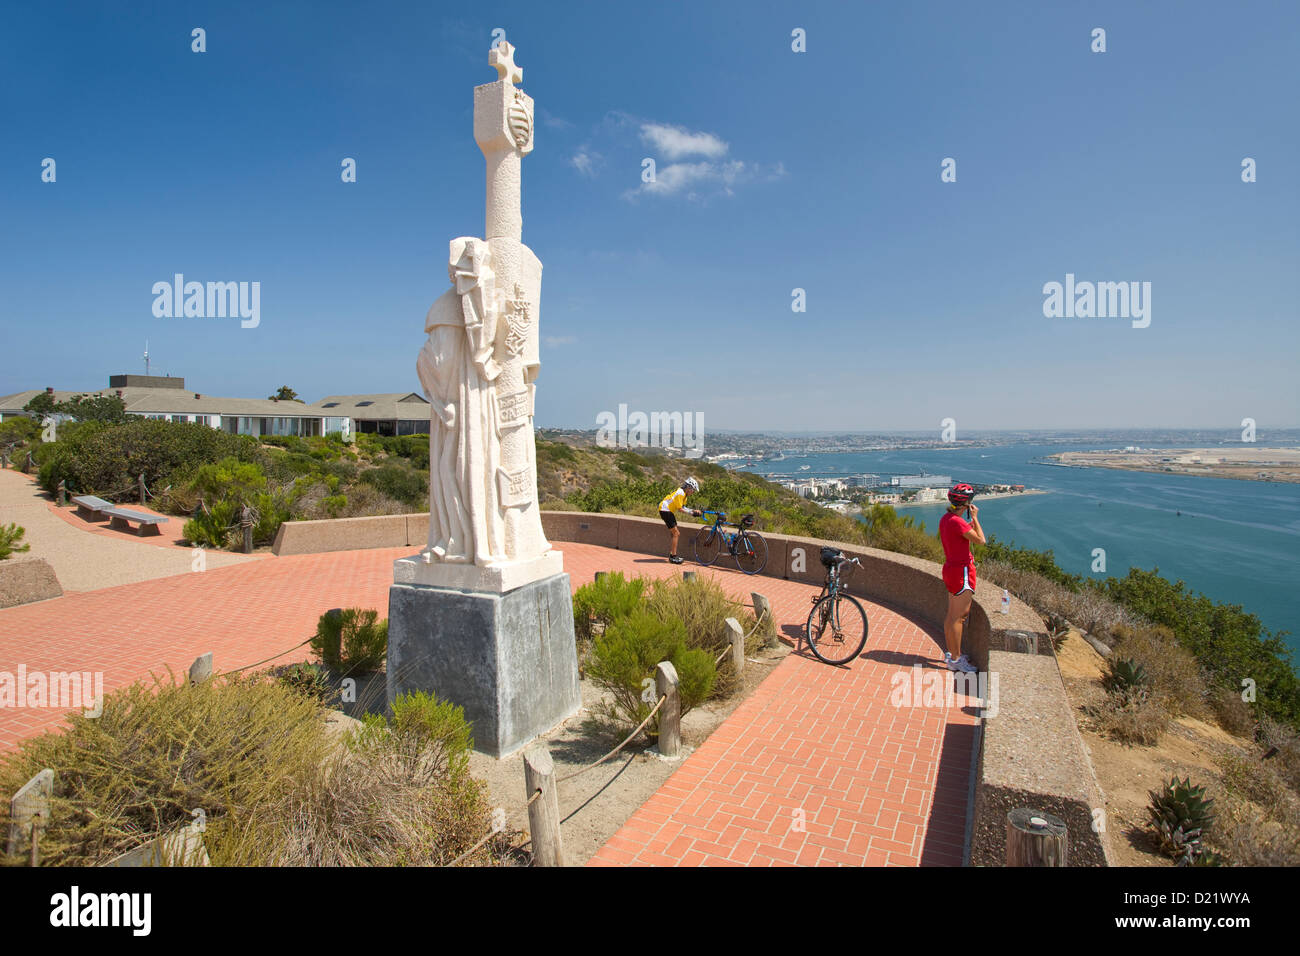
[272,513,428,555]
[266,506,1109,865]
[0,558,63,608]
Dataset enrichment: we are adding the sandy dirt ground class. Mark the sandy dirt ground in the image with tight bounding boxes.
[1055,631,1256,865]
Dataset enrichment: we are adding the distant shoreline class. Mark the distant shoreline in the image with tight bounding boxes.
[1048,448,1300,484]
[884,489,1048,509]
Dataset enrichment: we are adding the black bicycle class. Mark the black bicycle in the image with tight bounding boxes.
[804,547,869,665]
[692,510,768,575]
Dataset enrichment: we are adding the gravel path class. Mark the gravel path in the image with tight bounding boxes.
[0,469,262,592]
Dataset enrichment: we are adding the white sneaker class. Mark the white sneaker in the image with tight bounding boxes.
[952,655,978,674]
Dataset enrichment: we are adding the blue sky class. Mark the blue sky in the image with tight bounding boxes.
[2,0,1297,432]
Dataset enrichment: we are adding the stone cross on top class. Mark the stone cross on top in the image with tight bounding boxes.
[490,40,522,85]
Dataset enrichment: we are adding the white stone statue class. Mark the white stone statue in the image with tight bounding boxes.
[403,40,559,593]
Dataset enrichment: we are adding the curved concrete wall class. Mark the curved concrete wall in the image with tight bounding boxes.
[540,511,1049,669]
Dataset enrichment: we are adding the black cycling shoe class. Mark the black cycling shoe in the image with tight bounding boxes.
[668,555,685,564]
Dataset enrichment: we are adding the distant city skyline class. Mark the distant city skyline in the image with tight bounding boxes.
[2,1,1297,431]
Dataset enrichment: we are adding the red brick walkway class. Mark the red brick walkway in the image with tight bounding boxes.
[0,539,979,865]
[580,556,980,867]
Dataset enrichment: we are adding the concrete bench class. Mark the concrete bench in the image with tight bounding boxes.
[72,495,116,521]
[103,506,169,536]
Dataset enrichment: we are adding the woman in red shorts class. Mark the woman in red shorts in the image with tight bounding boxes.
[939,483,986,673]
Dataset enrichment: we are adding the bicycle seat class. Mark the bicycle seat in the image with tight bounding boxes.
[819,546,842,568]
[739,513,755,528]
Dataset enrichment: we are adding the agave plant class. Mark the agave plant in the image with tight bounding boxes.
[1044,612,1070,649]
[1102,657,1150,696]
[1148,776,1216,860]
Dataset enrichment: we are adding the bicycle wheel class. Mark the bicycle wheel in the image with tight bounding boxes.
[804,593,868,665]
[693,526,722,566]
[734,530,768,575]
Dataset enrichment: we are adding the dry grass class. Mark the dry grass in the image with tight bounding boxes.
[1079,682,1170,746]
[0,675,509,867]
[979,560,1139,642]
[1109,624,1208,720]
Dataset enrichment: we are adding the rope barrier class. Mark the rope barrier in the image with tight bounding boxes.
[558,694,667,783]
[212,637,314,678]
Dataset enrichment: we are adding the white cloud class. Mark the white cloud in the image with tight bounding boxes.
[540,108,572,130]
[569,148,603,177]
[639,122,728,160]
[625,159,785,201]
[544,335,576,347]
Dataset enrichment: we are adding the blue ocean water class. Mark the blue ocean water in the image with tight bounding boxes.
[734,443,1297,656]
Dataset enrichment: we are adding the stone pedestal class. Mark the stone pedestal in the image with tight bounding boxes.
[387,572,580,758]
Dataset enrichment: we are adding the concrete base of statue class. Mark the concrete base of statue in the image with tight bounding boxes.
[386,570,580,758]
[394,549,563,594]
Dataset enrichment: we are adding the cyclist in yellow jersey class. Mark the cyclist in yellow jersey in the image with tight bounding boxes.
[659,477,702,564]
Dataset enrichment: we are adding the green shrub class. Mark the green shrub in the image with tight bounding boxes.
[273,662,336,705]
[36,418,261,501]
[0,523,30,560]
[250,489,293,545]
[1102,568,1300,728]
[189,457,267,503]
[587,611,715,740]
[572,572,647,643]
[312,608,387,674]
[646,575,756,697]
[359,464,427,509]
[0,416,39,445]
[182,500,240,549]
[322,494,348,518]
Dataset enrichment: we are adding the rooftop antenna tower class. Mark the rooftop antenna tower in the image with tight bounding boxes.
[143,341,150,376]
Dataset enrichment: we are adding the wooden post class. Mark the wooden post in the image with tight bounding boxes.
[725,616,745,674]
[189,652,213,685]
[240,505,253,554]
[594,571,606,583]
[23,452,34,475]
[751,592,776,648]
[523,744,563,867]
[655,661,681,757]
[57,480,66,506]
[7,769,53,865]
[1006,808,1068,866]
[683,571,697,582]
[138,473,146,506]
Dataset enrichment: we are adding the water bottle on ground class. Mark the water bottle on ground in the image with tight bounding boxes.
[1000,589,1010,614]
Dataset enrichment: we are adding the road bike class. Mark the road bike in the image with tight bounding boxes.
[803,547,869,665]
[692,510,768,575]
